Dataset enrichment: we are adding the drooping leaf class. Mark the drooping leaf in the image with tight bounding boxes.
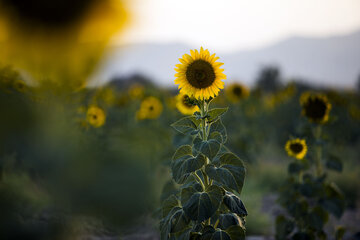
[225,225,246,240]
[325,155,343,172]
[160,207,190,240]
[181,185,224,222]
[160,180,179,203]
[162,194,180,217]
[172,153,206,184]
[223,191,247,217]
[171,116,201,135]
[319,183,345,218]
[275,215,294,240]
[205,153,246,193]
[308,206,328,231]
[207,108,228,122]
[218,213,241,230]
[209,131,223,144]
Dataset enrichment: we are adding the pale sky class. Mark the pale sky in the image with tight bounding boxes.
[113,0,360,52]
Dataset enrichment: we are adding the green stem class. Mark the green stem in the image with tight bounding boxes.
[200,99,208,141]
[194,172,205,190]
[314,125,323,177]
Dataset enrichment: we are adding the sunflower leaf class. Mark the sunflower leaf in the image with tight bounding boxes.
[171,116,201,135]
[223,191,248,217]
[193,138,221,160]
[181,185,224,222]
[172,153,207,184]
[209,119,227,143]
[205,153,246,193]
[207,108,228,122]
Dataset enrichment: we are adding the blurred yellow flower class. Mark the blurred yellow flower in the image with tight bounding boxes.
[175,47,225,100]
[12,79,27,93]
[86,105,106,128]
[285,138,307,160]
[300,92,331,124]
[0,0,129,89]
[176,93,199,115]
[136,96,163,120]
[128,84,144,99]
[225,82,249,103]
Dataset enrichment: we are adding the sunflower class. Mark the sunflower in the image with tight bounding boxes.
[176,93,199,115]
[136,96,163,120]
[285,139,307,160]
[300,92,331,124]
[86,105,106,128]
[13,79,26,92]
[174,47,226,100]
[128,84,144,99]
[0,0,129,89]
[225,82,249,103]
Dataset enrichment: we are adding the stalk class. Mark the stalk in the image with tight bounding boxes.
[314,125,323,177]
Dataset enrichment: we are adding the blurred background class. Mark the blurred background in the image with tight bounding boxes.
[0,0,359,239]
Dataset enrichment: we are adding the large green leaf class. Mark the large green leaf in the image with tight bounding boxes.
[209,119,227,143]
[193,137,221,160]
[162,194,180,218]
[172,152,206,184]
[181,185,224,222]
[207,108,228,122]
[205,153,246,193]
[173,145,193,161]
[223,191,247,217]
[160,206,190,240]
[171,116,201,135]
[307,206,328,231]
[319,183,345,218]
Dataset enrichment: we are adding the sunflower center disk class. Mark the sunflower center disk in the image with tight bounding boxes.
[233,87,242,96]
[186,60,216,89]
[304,98,327,120]
[290,143,303,154]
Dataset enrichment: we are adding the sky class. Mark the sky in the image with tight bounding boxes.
[113,0,360,52]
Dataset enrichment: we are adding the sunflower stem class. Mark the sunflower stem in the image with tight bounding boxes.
[194,172,206,190]
[314,125,323,177]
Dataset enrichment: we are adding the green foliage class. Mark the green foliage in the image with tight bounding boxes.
[160,101,247,240]
[276,123,346,239]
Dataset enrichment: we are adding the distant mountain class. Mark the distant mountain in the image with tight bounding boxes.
[90,30,360,88]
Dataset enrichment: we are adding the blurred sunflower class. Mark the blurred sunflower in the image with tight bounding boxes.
[300,92,331,124]
[86,105,106,128]
[0,0,129,89]
[128,83,144,99]
[12,79,27,92]
[285,139,307,160]
[174,47,225,100]
[136,96,163,120]
[176,93,199,115]
[225,82,249,103]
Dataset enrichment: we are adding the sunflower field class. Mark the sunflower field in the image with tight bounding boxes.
[0,1,360,240]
